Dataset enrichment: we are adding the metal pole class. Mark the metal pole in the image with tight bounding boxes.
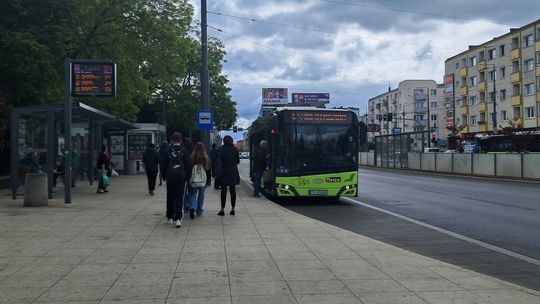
[427,87,431,147]
[64,58,72,204]
[47,110,55,199]
[10,108,19,199]
[200,0,210,149]
[492,65,497,130]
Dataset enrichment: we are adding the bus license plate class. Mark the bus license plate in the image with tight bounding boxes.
[309,190,328,196]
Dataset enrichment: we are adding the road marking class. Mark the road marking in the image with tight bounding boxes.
[341,197,540,266]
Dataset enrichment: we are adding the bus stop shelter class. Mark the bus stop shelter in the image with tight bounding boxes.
[10,102,137,200]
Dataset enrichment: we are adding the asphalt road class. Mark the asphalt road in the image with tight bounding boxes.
[238,161,540,290]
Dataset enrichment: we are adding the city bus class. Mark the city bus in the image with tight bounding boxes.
[249,107,359,197]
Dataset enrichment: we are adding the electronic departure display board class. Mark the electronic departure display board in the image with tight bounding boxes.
[71,61,116,97]
[285,110,353,124]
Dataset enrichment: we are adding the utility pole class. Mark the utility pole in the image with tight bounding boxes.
[492,65,497,130]
[426,87,431,147]
[200,0,210,148]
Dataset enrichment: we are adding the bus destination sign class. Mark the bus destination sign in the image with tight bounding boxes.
[71,62,116,97]
[288,111,352,124]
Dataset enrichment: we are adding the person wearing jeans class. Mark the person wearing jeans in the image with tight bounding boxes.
[188,142,210,218]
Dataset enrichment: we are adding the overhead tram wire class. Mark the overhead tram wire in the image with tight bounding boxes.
[208,11,464,52]
[319,0,517,28]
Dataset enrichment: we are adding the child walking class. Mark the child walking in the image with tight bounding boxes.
[189,142,210,218]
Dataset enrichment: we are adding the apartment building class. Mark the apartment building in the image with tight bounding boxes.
[367,80,447,142]
[444,19,540,136]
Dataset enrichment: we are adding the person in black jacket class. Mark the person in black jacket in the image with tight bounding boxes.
[142,143,159,196]
[162,132,192,228]
[158,141,169,186]
[217,135,240,216]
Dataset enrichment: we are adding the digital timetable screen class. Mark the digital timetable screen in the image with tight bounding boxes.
[71,62,116,97]
[285,110,353,124]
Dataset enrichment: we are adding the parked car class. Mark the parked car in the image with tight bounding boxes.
[240,152,250,159]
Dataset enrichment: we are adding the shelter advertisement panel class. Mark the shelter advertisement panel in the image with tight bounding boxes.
[291,93,330,106]
[262,88,288,105]
[444,73,455,129]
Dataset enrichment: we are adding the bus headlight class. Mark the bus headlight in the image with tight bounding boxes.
[345,185,350,190]
[284,185,289,190]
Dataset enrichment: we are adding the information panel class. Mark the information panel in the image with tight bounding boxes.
[72,62,116,97]
[285,110,352,124]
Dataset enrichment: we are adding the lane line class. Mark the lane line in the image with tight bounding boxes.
[341,196,540,266]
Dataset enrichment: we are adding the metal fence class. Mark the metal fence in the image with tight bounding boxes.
[374,131,430,168]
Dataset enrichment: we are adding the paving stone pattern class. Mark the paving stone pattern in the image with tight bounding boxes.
[0,175,539,303]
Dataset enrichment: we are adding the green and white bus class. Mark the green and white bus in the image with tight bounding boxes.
[249,107,359,197]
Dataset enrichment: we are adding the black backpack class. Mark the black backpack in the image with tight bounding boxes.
[167,148,186,180]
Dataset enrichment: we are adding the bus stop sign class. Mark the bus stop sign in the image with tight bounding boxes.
[197,110,213,131]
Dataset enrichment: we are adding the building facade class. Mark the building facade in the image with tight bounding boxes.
[367,80,447,142]
[444,20,540,136]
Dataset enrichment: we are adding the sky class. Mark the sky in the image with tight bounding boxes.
[191,0,539,141]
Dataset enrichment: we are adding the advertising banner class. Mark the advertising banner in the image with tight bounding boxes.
[291,93,330,106]
[444,74,455,129]
[262,88,288,105]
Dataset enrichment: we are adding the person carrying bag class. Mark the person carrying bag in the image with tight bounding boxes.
[188,142,210,218]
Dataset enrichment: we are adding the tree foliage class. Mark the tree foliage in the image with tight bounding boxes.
[0,0,236,132]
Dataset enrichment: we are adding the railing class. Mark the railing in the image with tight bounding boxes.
[358,152,540,180]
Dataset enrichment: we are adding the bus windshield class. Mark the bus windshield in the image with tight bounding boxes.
[278,123,357,175]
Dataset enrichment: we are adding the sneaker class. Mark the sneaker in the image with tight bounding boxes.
[150,191,154,196]
[217,210,225,216]
[175,219,182,228]
[103,189,109,193]
[168,218,173,224]
[229,210,235,216]
[189,209,195,219]
[96,189,104,194]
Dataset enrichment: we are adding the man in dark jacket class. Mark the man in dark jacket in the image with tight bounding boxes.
[252,140,268,197]
[162,132,192,228]
[142,143,159,196]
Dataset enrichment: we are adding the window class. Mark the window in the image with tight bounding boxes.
[431,89,436,96]
[524,34,534,48]
[525,83,536,95]
[513,83,520,96]
[431,102,438,108]
[499,44,505,56]
[501,110,507,121]
[461,58,467,68]
[414,115,424,121]
[376,103,381,109]
[500,89,506,101]
[480,91,486,102]
[488,48,496,60]
[512,60,520,73]
[489,70,496,81]
[537,52,540,65]
[478,51,484,61]
[526,106,535,119]
[462,96,468,106]
[470,95,477,106]
[525,59,534,72]
[500,67,506,79]
[415,102,425,108]
[511,37,519,49]
[479,71,485,82]
[513,107,521,119]
[455,62,459,69]
[461,77,467,87]
[470,76,477,86]
[470,56,477,66]
[479,112,486,122]
[431,114,437,121]
[489,92,495,103]
[471,115,477,125]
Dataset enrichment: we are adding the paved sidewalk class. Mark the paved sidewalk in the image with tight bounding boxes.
[0,175,539,304]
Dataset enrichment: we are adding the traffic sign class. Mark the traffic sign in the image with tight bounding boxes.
[197,110,213,131]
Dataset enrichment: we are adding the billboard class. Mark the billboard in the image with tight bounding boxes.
[291,93,330,106]
[444,74,455,129]
[262,88,288,105]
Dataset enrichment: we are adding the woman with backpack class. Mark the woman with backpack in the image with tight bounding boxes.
[188,142,210,218]
[216,135,240,216]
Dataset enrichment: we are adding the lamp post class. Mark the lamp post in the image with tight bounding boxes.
[200,0,210,148]
[425,87,431,147]
[489,64,497,130]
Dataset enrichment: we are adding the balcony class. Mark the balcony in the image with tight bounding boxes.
[459,67,468,77]
[511,95,522,106]
[459,86,468,96]
[511,48,521,60]
[478,123,488,132]
[414,106,428,113]
[477,61,487,71]
[511,72,521,83]
[478,102,487,112]
[414,93,428,101]
[537,91,540,102]
[459,105,469,115]
[536,66,540,77]
[477,81,486,91]
[536,40,540,50]
[414,119,428,127]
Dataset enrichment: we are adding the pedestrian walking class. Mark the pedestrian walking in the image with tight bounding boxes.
[162,132,191,228]
[252,140,268,197]
[158,141,169,186]
[188,142,210,218]
[182,138,195,212]
[96,144,110,194]
[142,143,159,196]
[210,143,220,189]
[216,135,240,216]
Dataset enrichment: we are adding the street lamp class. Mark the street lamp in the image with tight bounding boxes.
[487,64,497,130]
